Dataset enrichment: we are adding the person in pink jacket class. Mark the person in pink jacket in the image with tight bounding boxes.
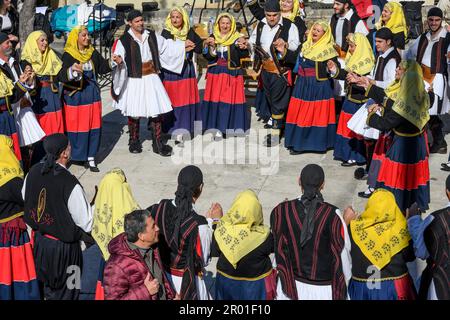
[103,209,178,300]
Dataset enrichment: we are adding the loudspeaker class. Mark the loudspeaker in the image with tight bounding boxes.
[142,2,159,12]
[115,3,134,13]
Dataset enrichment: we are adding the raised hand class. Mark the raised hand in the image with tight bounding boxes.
[205,37,215,47]
[185,39,196,52]
[327,60,337,73]
[19,72,30,83]
[273,38,287,53]
[72,63,83,74]
[368,104,381,113]
[236,37,248,50]
[112,54,123,65]
[343,206,358,225]
[207,202,223,219]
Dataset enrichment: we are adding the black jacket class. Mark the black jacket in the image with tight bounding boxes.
[366,84,431,135]
[57,49,111,92]
[333,67,370,103]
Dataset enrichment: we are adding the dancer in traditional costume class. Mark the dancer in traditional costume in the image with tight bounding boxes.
[81,168,140,300]
[248,0,307,41]
[248,0,307,128]
[59,26,116,171]
[346,189,417,300]
[284,21,338,154]
[20,30,63,169]
[212,190,275,300]
[353,28,401,198]
[248,0,300,146]
[328,32,374,166]
[406,7,450,155]
[375,2,408,50]
[0,135,40,300]
[23,133,94,300]
[149,165,222,300]
[160,7,203,146]
[0,38,45,174]
[407,175,450,300]
[360,60,430,212]
[330,0,369,98]
[271,164,351,300]
[0,32,34,162]
[202,13,250,138]
[112,10,186,156]
[21,31,64,137]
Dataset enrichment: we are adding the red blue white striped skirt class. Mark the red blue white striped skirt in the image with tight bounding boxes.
[162,60,201,134]
[367,132,392,188]
[202,59,249,134]
[334,99,366,163]
[63,71,102,161]
[0,216,40,300]
[32,76,64,136]
[375,131,430,212]
[0,98,21,161]
[285,64,336,152]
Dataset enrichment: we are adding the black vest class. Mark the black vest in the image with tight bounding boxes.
[416,31,450,76]
[23,163,83,243]
[374,48,401,81]
[0,59,21,82]
[120,29,161,78]
[255,18,292,67]
[330,12,362,52]
[256,17,291,47]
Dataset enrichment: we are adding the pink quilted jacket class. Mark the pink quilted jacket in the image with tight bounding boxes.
[103,233,175,300]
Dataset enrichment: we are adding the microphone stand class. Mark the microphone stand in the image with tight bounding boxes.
[91,0,112,89]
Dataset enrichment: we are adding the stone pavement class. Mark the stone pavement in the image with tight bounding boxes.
[74,77,449,219]
[66,71,448,295]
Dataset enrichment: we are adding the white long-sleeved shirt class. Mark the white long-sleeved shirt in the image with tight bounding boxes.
[405,27,450,113]
[21,163,93,233]
[334,9,369,48]
[405,27,450,68]
[369,47,397,89]
[113,28,185,75]
[249,17,300,60]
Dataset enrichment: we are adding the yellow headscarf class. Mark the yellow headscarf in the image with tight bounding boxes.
[344,33,375,76]
[384,79,401,101]
[390,60,430,131]
[92,168,140,260]
[0,135,23,188]
[64,26,95,64]
[213,13,243,47]
[165,7,190,41]
[21,31,62,76]
[376,2,408,38]
[350,189,411,270]
[214,190,270,269]
[281,0,300,22]
[301,21,338,62]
